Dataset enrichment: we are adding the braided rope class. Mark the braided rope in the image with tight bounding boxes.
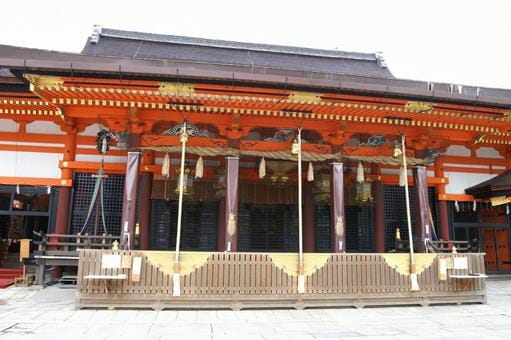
[143,146,432,165]
[343,155,432,166]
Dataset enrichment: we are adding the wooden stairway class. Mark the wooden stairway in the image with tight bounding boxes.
[0,268,23,288]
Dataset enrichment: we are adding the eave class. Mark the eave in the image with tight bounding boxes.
[1,44,510,109]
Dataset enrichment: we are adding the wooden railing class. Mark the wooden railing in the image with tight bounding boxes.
[394,239,478,253]
[76,250,486,310]
[33,232,119,251]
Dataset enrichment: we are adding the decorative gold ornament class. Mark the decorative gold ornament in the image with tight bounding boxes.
[312,173,330,204]
[349,180,374,205]
[392,141,403,158]
[175,167,194,196]
[405,101,433,113]
[288,91,322,104]
[158,82,195,96]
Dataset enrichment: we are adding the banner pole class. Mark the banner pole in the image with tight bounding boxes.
[402,133,419,291]
[173,122,188,296]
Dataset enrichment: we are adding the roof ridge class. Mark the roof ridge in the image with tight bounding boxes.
[98,28,380,62]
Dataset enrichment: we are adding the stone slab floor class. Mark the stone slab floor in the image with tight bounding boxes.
[0,280,510,340]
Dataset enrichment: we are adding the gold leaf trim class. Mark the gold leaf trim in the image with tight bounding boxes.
[381,253,437,276]
[269,253,331,276]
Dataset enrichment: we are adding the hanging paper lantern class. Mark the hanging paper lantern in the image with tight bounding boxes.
[454,200,460,212]
[472,200,477,212]
[307,162,314,182]
[356,161,364,183]
[161,153,170,178]
[195,156,203,179]
[259,157,266,179]
[399,165,406,187]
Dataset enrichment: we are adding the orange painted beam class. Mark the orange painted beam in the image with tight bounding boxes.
[0,113,59,122]
[76,148,127,156]
[0,143,126,156]
[240,140,332,153]
[0,144,62,154]
[48,76,506,118]
[437,155,507,167]
[443,166,504,175]
[0,131,96,145]
[0,176,72,187]
[142,135,228,148]
[362,174,447,185]
[60,160,126,173]
[438,193,478,201]
[61,160,172,175]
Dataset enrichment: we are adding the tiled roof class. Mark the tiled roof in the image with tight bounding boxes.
[81,28,394,79]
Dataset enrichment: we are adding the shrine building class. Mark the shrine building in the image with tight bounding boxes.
[0,27,509,307]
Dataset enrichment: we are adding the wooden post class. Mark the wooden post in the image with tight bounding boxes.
[331,162,346,253]
[173,122,188,296]
[401,134,419,291]
[297,129,304,293]
[139,149,154,250]
[434,160,450,241]
[372,165,385,253]
[55,132,76,236]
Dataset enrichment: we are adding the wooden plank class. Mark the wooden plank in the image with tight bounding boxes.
[342,255,347,293]
[361,255,367,293]
[151,260,158,294]
[76,250,84,293]
[195,254,203,295]
[255,254,261,294]
[229,253,235,295]
[206,253,213,295]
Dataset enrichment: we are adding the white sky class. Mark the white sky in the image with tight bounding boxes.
[1,0,510,89]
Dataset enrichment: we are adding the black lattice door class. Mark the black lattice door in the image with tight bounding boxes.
[150,200,217,251]
[237,204,298,252]
[70,172,125,236]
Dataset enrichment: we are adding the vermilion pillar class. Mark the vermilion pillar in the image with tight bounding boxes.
[303,180,315,252]
[413,166,433,252]
[434,160,450,241]
[372,165,385,253]
[55,132,76,235]
[331,162,345,253]
[224,156,239,252]
[139,150,154,250]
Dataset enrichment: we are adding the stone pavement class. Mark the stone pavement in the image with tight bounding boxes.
[0,280,510,340]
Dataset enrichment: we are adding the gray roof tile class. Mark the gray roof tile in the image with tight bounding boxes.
[81,28,394,79]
